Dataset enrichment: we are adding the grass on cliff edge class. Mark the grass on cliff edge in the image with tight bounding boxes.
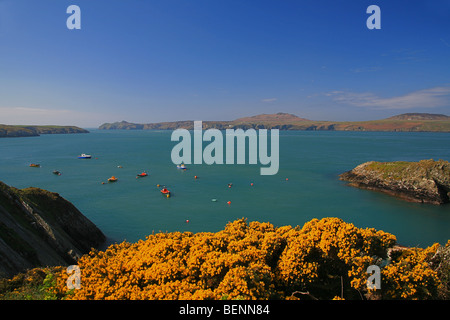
[365,159,449,180]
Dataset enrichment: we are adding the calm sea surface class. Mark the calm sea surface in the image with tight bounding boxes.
[0,130,449,247]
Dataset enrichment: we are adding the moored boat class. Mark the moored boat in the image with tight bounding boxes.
[29,164,40,167]
[137,172,148,177]
[160,188,171,197]
[177,163,187,170]
[78,153,92,159]
[108,176,118,182]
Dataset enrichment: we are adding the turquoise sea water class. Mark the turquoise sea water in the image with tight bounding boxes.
[0,130,449,247]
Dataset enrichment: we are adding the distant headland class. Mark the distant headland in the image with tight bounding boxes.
[0,125,89,138]
[99,112,450,132]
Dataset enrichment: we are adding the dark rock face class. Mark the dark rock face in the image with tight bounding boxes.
[340,160,450,205]
[0,181,105,278]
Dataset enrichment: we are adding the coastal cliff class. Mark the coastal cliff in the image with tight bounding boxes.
[0,181,105,278]
[340,159,450,205]
[0,125,89,138]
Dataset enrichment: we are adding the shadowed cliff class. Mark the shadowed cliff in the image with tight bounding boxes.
[0,181,105,278]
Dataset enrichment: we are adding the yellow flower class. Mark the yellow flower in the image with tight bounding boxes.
[51,217,444,300]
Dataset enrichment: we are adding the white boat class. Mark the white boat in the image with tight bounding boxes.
[177,163,186,169]
[78,153,92,159]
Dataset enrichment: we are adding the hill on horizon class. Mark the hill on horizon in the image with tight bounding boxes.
[232,112,309,123]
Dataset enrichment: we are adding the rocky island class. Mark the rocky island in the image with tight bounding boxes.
[340,159,450,205]
[0,125,89,138]
[0,181,105,278]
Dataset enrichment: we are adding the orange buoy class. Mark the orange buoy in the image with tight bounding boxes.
[227,201,231,205]
[186,219,189,223]
[250,183,254,186]
[194,175,198,179]
[286,178,289,181]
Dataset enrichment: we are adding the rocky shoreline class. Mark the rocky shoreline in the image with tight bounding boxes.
[340,159,450,205]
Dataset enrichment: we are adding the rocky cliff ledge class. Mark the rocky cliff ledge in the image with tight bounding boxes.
[340,159,450,205]
[0,181,105,278]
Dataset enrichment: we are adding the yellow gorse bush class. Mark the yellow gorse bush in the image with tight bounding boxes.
[381,244,441,299]
[53,217,444,300]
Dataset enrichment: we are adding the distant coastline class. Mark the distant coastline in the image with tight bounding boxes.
[99,112,450,132]
[0,125,89,138]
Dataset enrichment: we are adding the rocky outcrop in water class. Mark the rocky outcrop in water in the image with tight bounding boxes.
[0,181,105,278]
[340,159,450,205]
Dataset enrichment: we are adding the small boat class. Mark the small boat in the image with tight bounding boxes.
[160,188,171,195]
[108,176,118,182]
[78,153,92,159]
[136,172,148,177]
[177,164,187,170]
[29,164,40,167]
[53,170,61,175]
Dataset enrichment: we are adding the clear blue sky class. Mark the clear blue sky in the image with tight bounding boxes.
[0,0,449,127]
